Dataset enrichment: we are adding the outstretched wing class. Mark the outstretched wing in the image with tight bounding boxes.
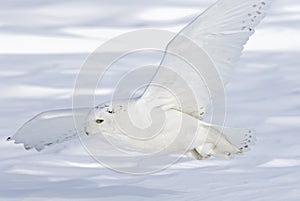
[139,0,272,119]
[7,108,90,151]
[181,0,271,81]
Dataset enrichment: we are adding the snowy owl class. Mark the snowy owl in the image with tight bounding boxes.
[8,0,271,160]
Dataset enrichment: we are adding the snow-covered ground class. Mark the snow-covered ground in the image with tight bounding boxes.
[1,0,300,200]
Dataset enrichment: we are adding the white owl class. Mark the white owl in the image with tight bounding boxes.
[8,0,271,160]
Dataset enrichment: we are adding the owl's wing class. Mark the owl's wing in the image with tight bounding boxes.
[139,0,271,119]
[7,108,90,151]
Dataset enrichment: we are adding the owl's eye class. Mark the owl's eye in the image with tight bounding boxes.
[96,119,104,124]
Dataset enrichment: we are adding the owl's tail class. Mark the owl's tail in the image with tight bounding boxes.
[190,123,256,160]
[221,127,256,152]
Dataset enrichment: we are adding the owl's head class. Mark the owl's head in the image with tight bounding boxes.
[84,102,125,136]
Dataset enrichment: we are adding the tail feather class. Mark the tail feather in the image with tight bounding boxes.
[221,127,256,152]
[190,123,257,160]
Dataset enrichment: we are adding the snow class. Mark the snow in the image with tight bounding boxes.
[1,0,300,200]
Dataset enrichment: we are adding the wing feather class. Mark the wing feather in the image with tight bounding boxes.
[8,108,89,151]
[139,0,272,118]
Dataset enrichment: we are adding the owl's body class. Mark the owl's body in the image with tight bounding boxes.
[84,101,255,160]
